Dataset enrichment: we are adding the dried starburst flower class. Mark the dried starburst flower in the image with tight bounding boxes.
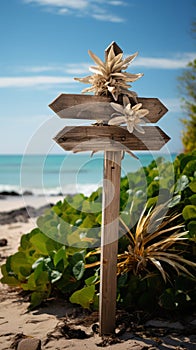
[108,95,149,134]
[74,45,143,101]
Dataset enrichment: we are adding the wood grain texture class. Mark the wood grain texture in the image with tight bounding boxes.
[49,94,168,123]
[99,151,121,335]
[54,125,170,151]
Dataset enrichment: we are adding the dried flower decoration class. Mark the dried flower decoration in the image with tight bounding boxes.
[109,95,149,134]
[74,45,143,101]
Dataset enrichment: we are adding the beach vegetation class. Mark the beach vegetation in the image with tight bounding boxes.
[1,151,196,313]
[178,56,196,152]
[177,22,196,152]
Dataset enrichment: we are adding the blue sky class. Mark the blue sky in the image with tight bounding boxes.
[0,0,195,154]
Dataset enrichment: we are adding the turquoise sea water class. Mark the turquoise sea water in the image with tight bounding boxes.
[0,153,177,196]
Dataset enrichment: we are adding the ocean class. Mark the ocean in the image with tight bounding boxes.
[0,153,177,197]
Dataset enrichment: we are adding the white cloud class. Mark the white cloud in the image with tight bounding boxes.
[21,65,59,73]
[20,52,196,77]
[65,63,90,74]
[92,12,124,22]
[24,0,88,10]
[23,0,126,22]
[109,1,125,4]
[2,51,195,89]
[0,76,74,88]
[58,8,68,14]
[21,63,90,74]
[132,53,196,69]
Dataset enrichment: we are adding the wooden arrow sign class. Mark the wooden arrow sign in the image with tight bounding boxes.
[54,125,170,152]
[49,94,168,123]
[49,41,171,337]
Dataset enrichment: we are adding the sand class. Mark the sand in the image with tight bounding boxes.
[0,195,64,211]
[0,197,195,350]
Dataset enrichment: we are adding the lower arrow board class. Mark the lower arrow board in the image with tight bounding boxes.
[54,125,170,152]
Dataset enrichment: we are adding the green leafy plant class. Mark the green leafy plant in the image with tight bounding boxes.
[1,152,195,312]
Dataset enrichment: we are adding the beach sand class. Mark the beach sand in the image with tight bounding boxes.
[0,195,65,211]
[0,197,195,350]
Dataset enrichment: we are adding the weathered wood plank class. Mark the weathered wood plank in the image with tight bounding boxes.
[54,125,170,151]
[49,94,109,114]
[99,151,121,335]
[49,94,168,123]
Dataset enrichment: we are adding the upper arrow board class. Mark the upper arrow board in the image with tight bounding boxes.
[49,94,168,123]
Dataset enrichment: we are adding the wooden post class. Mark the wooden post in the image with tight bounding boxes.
[99,150,122,335]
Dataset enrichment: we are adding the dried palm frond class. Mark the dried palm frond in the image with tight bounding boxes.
[85,204,196,283]
[118,204,196,282]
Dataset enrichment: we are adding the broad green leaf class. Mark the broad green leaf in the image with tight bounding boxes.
[56,271,80,294]
[73,261,85,280]
[66,230,83,246]
[30,233,49,255]
[35,271,50,291]
[80,214,97,228]
[20,266,32,277]
[180,155,196,171]
[45,237,62,252]
[21,273,36,290]
[33,260,46,282]
[71,193,85,209]
[146,196,158,209]
[1,275,19,286]
[53,246,68,268]
[70,252,85,266]
[95,213,102,225]
[189,194,196,205]
[147,181,159,197]
[92,293,99,310]
[19,229,40,250]
[183,160,196,177]
[88,187,102,202]
[0,264,19,286]
[82,201,102,213]
[182,205,196,221]
[52,202,63,215]
[30,292,47,310]
[85,274,99,286]
[187,221,196,238]
[10,252,32,280]
[70,285,95,309]
[189,179,196,193]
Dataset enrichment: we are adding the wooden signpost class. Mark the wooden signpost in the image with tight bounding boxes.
[49,42,169,336]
